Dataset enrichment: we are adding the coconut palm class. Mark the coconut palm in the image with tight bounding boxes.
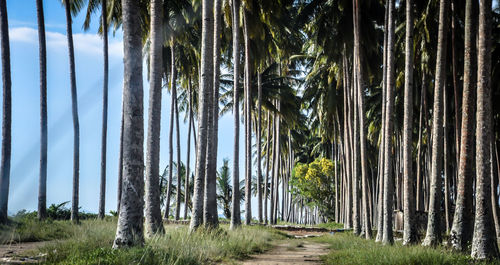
[471,0,499,259]
[0,0,11,225]
[36,0,48,221]
[144,0,165,236]
[62,0,84,223]
[190,0,214,231]
[113,0,145,248]
[422,0,448,247]
[450,0,476,252]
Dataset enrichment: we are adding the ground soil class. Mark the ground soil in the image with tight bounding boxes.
[239,229,331,265]
[0,241,48,264]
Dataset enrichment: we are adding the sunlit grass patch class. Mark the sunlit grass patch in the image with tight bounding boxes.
[39,221,284,264]
[310,232,500,265]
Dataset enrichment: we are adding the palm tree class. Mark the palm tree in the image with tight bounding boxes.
[353,0,371,239]
[471,0,498,259]
[113,0,145,248]
[63,0,83,223]
[217,159,232,219]
[402,0,416,245]
[165,44,177,220]
[381,0,395,246]
[230,0,241,230]
[98,0,109,221]
[144,0,165,236]
[450,0,476,252]
[243,9,252,226]
[0,0,11,225]
[174,78,182,221]
[184,78,194,219]
[36,0,48,221]
[256,71,263,223]
[190,0,214,231]
[422,0,448,247]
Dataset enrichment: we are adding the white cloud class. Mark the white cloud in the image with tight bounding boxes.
[9,27,123,58]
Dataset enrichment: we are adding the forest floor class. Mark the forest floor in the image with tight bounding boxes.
[1,217,498,265]
[239,229,331,265]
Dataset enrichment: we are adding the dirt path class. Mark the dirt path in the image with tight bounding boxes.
[0,241,48,264]
[241,241,330,265]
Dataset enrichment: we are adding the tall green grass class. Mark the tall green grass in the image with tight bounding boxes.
[312,232,500,265]
[39,220,284,265]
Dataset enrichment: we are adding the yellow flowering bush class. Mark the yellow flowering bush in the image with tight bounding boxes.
[290,157,335,219]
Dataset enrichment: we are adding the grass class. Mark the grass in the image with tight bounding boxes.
[0,216,74,244]
[37,219,285,265]
[310,232,500,265]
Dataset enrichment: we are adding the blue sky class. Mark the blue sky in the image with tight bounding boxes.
[4,0,253,217]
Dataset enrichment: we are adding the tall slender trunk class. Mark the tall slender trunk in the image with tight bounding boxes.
[64,0,80,223]
[270,106,277,224]
[471,0,498,259]
[257,71,263,223]
[144,0,164,235]
[450,0,476,252]
[98,0,109,220]
[451,0,461,172]
[422,0,448,247]
[174,80,182,221]
[444,86,452,232]
[36,0,48,221]
[351,55,360,235]
[203,0,222,227]
[381,0,395,245]
[402,0,416,245]
[190,0,214,231]
[164,44,177,220]
[353,0,371,239]
[264,111,271,224]
[243,10,252,225]
[113,0,144,247]
[184,79,193,220]
[0,0,10,225]
[117,110,124,213]
[342,53,352,229]
[229,0,241,229]
[376,0,389,241]
[416,72,425,212]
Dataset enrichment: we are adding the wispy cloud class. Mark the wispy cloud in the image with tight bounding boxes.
[9,27,123,58]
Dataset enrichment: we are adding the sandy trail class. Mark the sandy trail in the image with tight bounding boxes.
[0,241,48,264]
[241,241,329,265]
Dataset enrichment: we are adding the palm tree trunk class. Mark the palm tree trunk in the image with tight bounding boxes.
[422,0,448,247]
[144,0,164,235]
[190,0,214,231]
[64,0,80,224]
[257,71,263,223]
[229,0,241,230]
[117,110,124,214]
[264,111,271,224]
[402,0,416,245]
[375,0,389,241]
[471,0,498,258]
[203,0,222,227]
[243,10,252,225]
[381,0,395,245]
[36,0,48,221]
[450,0,476,252]
[184,79,193,220]
[164,44,177,220]
[416,72,425,212]
[0,0,11,225]
[113,0,144,247]
[353,0,371,239]
[444,86,452,233]
[174,79,182,221]
[98,0,109,220]
[451,0,461,173]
